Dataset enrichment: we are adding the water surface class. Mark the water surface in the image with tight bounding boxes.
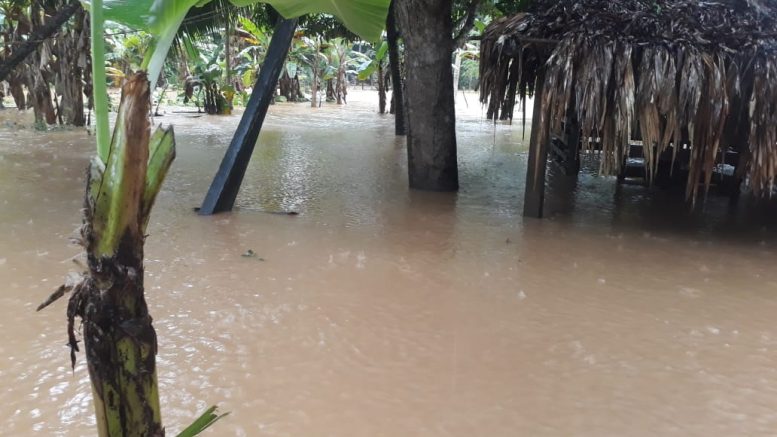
[1,91,776,436]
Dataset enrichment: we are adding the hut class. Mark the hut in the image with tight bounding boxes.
[479,0,777,217]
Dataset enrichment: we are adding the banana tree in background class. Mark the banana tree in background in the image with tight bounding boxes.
[357,40,389,113]
[292,35,328,107]
[325,38,362,104]
[41,0,389,436]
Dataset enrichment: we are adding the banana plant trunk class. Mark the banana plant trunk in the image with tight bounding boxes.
[51,72,175,437]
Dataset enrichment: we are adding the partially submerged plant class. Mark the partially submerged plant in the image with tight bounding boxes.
[39,0,389,435]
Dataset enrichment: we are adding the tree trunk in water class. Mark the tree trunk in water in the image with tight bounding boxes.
[378,62,386,114]
[310,67,318,108]
[279,70,292,100]
[326,79,335,102]
[386,0,406,134]
[396,0,458,191]
[31,75,56,125]
[293,74,303,101]
[41,72,175,436]
[58,5,88,126]
[8,75,26,109]
[336,66,346,104]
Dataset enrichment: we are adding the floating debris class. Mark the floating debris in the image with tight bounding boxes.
[241,249,265,261]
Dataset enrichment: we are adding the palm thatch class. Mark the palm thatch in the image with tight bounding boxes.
[480,0,777,200]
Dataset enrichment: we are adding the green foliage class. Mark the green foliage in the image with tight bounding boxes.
[356,41,386,81]
[86,0,391,87]
[231,0,390,41]
[105,24,153,74]
[459,58,480,90]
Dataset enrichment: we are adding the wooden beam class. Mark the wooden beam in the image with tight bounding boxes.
[523,69,548,218]
[199,18,298,215]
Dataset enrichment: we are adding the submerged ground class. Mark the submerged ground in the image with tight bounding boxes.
[1,90,777,436]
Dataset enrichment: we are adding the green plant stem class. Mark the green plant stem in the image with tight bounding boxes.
[91,0,110,162]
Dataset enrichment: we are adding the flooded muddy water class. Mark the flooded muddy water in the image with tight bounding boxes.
[1,90,777,436]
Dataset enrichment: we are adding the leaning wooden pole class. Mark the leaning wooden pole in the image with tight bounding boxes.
[40,72,176,436]
[199,18,298,215]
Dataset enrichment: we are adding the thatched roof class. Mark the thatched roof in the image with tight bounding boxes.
[479,0,777,200]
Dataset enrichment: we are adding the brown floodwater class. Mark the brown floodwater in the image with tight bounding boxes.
[1,90,777,436]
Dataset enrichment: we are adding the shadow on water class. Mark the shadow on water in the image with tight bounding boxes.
[541,155,777,246]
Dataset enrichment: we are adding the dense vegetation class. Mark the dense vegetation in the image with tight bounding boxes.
[0,1,519,127]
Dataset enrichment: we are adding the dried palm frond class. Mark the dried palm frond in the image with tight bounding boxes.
[480,0,777,202]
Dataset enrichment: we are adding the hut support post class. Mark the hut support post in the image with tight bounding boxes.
[563,107,581,176]
[199,18,297,215]
[523,71,547,218]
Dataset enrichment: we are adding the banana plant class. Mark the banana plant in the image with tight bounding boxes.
[291,35,330,106]
[357,40,389,113]
[233,15,271,88]
[44,1,390,437]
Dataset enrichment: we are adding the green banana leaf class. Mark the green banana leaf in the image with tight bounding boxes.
[85,0,389,89]
[356,41,387,80]
[230,0,389,41]
[87,0,389,43]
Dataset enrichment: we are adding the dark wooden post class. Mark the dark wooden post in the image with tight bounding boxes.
[386,0,406,136]
[523,70,548,218]
[563,103,581,176]
[199,18,298,215]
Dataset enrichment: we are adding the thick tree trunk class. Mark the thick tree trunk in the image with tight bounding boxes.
[386,0,406,134]
[396,0,458,191]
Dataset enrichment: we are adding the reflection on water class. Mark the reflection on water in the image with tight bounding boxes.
[1,90,777,436]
